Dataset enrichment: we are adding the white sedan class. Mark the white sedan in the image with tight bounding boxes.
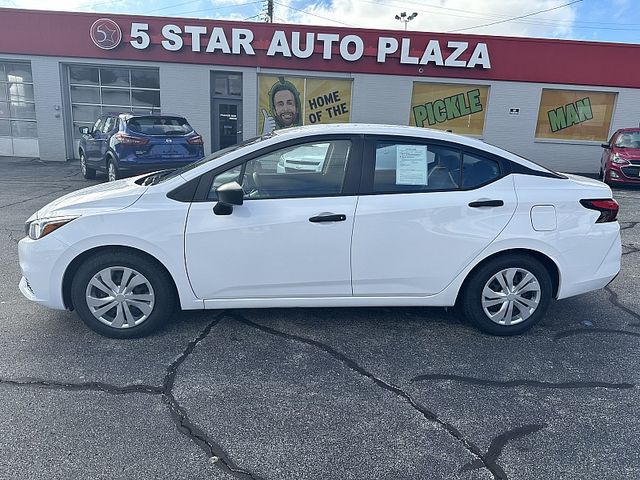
[18,124,621,338]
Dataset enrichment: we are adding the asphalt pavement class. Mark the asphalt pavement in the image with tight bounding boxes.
[0,157,639,480]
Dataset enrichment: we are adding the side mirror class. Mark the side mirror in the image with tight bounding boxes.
[79,126,90,135]
[601,143,610,149]
[213,181,244,215]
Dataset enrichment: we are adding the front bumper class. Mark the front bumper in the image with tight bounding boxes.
[18,234,69,310]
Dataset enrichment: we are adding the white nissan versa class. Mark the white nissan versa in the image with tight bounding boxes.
[19,124,621,338]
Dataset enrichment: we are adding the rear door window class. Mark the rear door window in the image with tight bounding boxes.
[462,153,501,188]
[127,116,193,136]
[372,141,461,193]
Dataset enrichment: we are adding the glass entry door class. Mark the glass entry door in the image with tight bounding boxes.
[212,99,242,152]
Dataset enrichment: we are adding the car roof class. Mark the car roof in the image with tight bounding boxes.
[614,128,640,134]
[270,124,550,172]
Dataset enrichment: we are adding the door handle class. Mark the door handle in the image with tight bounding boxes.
[309,213,347,223]
[468,200,504,208]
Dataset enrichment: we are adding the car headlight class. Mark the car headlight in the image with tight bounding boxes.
[25,216,78,240]
[611,154,629,165]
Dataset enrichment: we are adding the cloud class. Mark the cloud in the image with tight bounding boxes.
[273,0,578,39]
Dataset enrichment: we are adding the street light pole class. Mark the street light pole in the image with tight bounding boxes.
[394,11,418,31]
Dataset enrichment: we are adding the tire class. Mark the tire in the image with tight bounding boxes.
[80,150,96,180]
[461,254,552,336]
[71,250,176,338]
[107,158,120,182]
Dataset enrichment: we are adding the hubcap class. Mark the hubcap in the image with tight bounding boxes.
[85,266,155,329]
[108,163,116,182]
[481,267,541,326]
[80,155,86,175]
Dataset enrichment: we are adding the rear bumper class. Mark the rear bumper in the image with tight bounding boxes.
[117,159,198,173]
[557,230,621,299]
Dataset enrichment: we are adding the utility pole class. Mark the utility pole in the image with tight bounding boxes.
[266,0,273,23]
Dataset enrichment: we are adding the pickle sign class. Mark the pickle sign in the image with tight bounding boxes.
[413,89,483,127]
[307,90,349,124]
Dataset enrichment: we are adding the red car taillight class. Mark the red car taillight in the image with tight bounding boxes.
[114,132,149,145]
[580,199,619,223]
[187,135,203,145]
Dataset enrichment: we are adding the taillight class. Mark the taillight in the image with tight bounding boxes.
[580,199,619,223]
[187,135,203,145]
[114,132,149,145]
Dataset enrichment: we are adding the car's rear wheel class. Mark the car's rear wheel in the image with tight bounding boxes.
[461,254,552,336]
[107,158,120,182]
[80,151,96,179]
[71,251,175,338]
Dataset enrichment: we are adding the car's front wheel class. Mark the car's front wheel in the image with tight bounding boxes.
[80,151,96,179]
[461,254,552,336]
[71,251,176,338]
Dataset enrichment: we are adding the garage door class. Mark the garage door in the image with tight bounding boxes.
[66,65,161,159]
[0,62,39,158]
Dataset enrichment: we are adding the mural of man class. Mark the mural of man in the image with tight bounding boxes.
[262,77,302,134]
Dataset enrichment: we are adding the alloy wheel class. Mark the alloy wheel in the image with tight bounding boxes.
[80,154,87,176]
[108,162,116,182]
[84,266,155,329]
[481,267,541,326]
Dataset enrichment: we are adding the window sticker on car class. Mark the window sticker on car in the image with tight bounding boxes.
[396,145,428,185]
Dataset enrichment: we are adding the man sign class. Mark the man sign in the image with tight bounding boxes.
[261,77,302,134]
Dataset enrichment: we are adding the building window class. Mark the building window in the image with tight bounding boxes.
[67,65,160,139]
[257,75,353,134]
[535,89,616,142]
[0,62,37,138]
[409,82,489,137]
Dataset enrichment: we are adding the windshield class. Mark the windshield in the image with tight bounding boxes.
[615,131,640,148]
[127,116,193,136]
[153,134,272,184]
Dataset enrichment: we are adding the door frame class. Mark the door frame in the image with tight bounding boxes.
[211,98,243,153]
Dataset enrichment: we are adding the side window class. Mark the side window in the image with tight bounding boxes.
[462,153,501,188]
[373,142,461,193]
[92,117,103,134]
[101,117,115,133]
[208,139,351,200]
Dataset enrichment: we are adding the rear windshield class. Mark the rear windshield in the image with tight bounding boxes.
[127,116,193,136]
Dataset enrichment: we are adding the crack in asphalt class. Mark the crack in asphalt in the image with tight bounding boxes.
[2,228,21,244]
[0,378,162,395]
[605,285,640,323]
[231,313,505,480]
[459,424,546,477]
[0,313,262,480]
[410,374,634,390]
[622,244,640,255]
[620,221,639,231]
[554,327,640,340]
[0,186,74,209]
[161,313,264,480]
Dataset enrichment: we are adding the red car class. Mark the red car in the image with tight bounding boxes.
[601,128,640,186]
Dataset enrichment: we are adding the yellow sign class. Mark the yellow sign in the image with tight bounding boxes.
[535,89,616,142]
[410,83,489,136]
[258,75,352,134]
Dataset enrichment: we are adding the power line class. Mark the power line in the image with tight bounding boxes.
[272,0,355,27]
[448,0,583,33]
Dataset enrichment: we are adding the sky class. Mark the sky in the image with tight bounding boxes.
[0,0,638,44]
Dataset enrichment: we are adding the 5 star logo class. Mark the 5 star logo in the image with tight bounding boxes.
[90,18,122,50]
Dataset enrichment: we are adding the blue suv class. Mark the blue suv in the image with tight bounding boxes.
[78,113,205,181]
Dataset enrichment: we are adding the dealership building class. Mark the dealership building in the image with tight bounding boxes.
[1,8,639,173]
